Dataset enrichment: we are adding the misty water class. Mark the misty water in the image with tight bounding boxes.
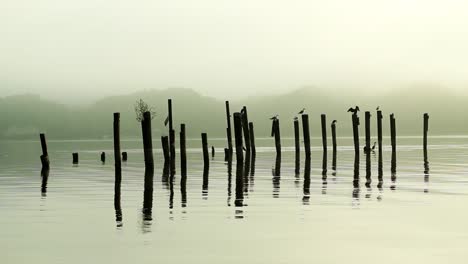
[1,136,468,263]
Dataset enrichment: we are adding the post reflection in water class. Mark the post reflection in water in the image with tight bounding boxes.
[226,159,232,206]
[390,145,397,190]
[169,171,174,210]
[322,152,327,195]
[142,165,154,232]
[352,154,360,207]
[40,167,50,197]
[202,165,209,199]
[332,148,337,181]
[234,160,244,207]
[114,166,122,226]
[424,148,430,193]
[181,166,187,208]
[302,158,311,205]
[249,153,256,192]
[272,155,281,198]
[243,152,251,196]
[162,161,170,190]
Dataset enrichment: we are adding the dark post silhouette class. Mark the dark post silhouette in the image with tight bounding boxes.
[241,106,251,154]
[321,114,327,175]
[113,112,122,223]
[72,153,79,164]
[272,119,281,158]
[168,99,176,174]
[331,120,337,171]
[211,146,215,158]
[365,111,371,186]
[352,114,359,185]
[113,112,121,167]
[249,122,256,156]
[377,110,383,179]
[141,111,154,168]
[301,114,311,159]
[423,113,429,161]
[101,152,106,163]
[39,133,50,168]
[180,124,187,176]
[294,119,300,174]
[390,113,396,174]
[161,136,170,164]
[202,133,209,168]
[225,101,233,157]
[224,148,229,162]
[233,113,244,163]
[122,152,128,162]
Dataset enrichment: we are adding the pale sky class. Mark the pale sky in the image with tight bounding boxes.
[2,0,468,103]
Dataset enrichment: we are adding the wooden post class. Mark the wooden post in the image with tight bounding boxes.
[161,136,170,164]
[211,146,215,158]
[180,124,187,176]
[202,133,209,167]
[294,119,300,175]
[233,113,244,163]
[72,153,79,164]
[113,112,121,167]
[168,99,176,174]
[249,122,256,156]
[122,152,128,162]
[365,111,371,186]
[390,114,396,173]
[225,101,233,157]
[272,119,281,158]
[241,106,251,154]
[101,152,106,163]
[377,110,383,180]
[301,114,311,159]
[39,133,50,168]
[331,120,337,171]
[142,166,154,221]
[224,148,229,162]
[113,112,122,223]
[352,114,359,185]
[141,111,154,168]
[321,114,327,175]
[423,113,429,162]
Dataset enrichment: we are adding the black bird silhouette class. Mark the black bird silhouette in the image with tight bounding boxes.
[332,120,337,124]
[376,106,380,111]
[293,116,299,121]
[242,146,247,151]
[270,115,279,120]
[364,142,377,153]
[298,108,305,115]
[164,116,169,126]
[347,106,360,114]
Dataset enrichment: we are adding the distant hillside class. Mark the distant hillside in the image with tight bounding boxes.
[0,86,466,140]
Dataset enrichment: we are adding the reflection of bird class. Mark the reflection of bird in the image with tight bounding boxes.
[270,115,279,120]
[242,146,246,151]
[364,142,377,153]
[164,116,169,126]
[376,106,380,111]
[293,116,298,121]
[332,120,337,125]
[298,108,306,114]
[347,106,360,114]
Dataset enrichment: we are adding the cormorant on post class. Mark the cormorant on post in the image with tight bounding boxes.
[347,106,360,114]
[298,108,306,115]
[364,142,377,153]
[331,120,337,125]
[293,116,299,121]
[270,115,279,120]
[376,106,380,111]
[164,116,169,126]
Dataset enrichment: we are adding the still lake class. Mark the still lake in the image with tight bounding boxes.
[1,136,468,263]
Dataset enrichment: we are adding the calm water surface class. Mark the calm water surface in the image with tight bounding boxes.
[1,136,468,263]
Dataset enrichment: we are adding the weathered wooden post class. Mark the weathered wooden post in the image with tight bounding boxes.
[142,166,154,221]
[168,99,176,174]
[141,111,154,168]
[241,106,251,154]
[122,152,128,162]
[352,114,359,185]
[390,113,396,173]
[72,153,79,164]
[331,120,337,171]
[365,111,371,186]
[294,118,300,175]
[41,167,50,195]
[271,119,281,158]
[423,113,429,161]
[39,133,50,168]
[321,114,327,176]
[377,110,383,180]
[301,114,311,160]
[202,133,209,168]
[180,124,187,177]
[249,122,256,156]
[113,112,122,223]
[233,113,244,163]
[101,152,106,163]
[224,148,229,162]
[225,101,233,157]
[161,136,170,164]
[211,146,215,158]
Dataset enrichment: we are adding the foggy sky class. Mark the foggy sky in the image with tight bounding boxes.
[2,0,468,103]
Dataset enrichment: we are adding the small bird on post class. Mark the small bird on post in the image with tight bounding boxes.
[364,142,377,153]
[293,116,298,121]
[270,115,279,120]
[376,106,380,111]
[347,106,360,114]
[298,108,306,115]
[332,120,337,124]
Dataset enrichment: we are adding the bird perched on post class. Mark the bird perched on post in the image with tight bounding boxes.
[331,120,337,125]
[298,108,306,115]
[270,115,279,120]
[347,106,360,114]
[376,106,380,111]
[164,116,169,126]
[293,116,298,121]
